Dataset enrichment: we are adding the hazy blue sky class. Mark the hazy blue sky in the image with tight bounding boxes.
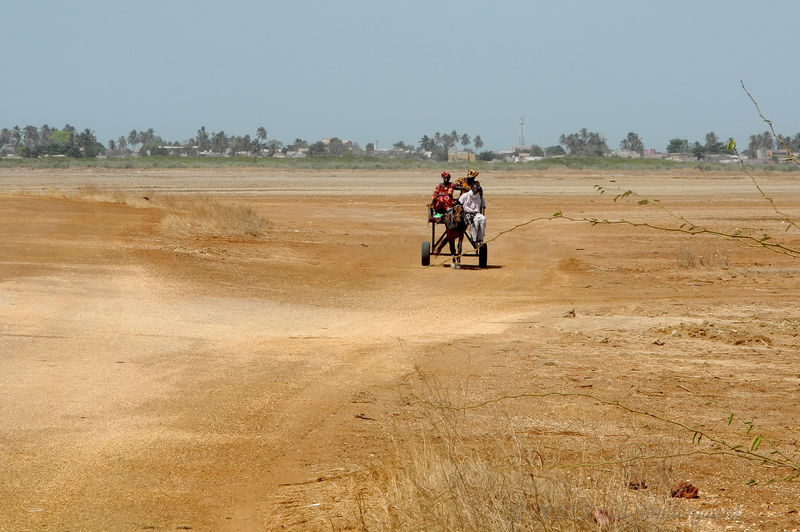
[3,0,798,152]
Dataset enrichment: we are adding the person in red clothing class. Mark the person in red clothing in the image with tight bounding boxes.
[430,171,455,219]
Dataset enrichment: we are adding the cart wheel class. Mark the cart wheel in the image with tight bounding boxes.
[478,243,488,268]
[421,241,431,266]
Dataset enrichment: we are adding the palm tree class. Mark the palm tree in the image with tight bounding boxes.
[78,128,97,157]
[255,127,267,156]
[128,130,138,152]
[139,128,154,145]
[473,135,484,152]
[460,133,471,154]
[449,130,459,158]
[418,135,434,152]
[196,126,209,151]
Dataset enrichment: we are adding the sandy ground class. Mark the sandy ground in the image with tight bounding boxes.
[1,167,799,530]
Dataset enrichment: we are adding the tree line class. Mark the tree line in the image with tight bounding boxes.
[659,130,800,160]
[0,124,278,159]
[1,122,797,161]
[521,129,799,160]
[0,123,488,161]
[0,124,103,158]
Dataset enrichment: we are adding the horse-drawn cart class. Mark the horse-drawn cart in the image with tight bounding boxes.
[421,207,488,268]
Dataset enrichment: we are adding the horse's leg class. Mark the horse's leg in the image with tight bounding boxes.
[456,234,463,268]
[447,233,459,268]
[447,238,456,257]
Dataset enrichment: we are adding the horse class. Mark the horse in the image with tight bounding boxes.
[433,203,468,269]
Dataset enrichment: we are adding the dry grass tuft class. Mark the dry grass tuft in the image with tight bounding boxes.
[675,244,730,269]
[38,185,268,239]
[159,198,267,238]
[60,184,156,208]
[351,437,594,531]
[323,375,677,531]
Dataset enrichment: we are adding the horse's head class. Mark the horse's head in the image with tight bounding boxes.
[445,203,465,230]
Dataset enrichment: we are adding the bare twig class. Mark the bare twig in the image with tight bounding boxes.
[587,183,800,257]
[734,80,800,232]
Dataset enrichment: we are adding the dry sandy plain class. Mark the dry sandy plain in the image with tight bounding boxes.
[1,167,799,531]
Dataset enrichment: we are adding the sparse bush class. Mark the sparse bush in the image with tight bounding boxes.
[330,375,674,531]
[39,186,267,238]
[159,198,267,238]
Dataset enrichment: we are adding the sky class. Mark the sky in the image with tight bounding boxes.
[3,0,799,152]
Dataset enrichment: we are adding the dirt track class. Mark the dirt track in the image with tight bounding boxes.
[1,168,800,530]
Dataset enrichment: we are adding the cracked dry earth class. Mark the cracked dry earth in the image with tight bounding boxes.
[1,168,800,530]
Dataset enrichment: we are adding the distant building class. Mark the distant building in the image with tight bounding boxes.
[664,153,695,162]
[609,149,642,158]
[447,148,475,162]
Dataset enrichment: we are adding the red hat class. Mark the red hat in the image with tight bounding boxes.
[441,172,451,179]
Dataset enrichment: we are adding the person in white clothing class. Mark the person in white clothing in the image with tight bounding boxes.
[458,183,486,243]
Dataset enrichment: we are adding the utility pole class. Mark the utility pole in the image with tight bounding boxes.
[518,117,525,148]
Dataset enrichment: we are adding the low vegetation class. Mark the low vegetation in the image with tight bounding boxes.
[159,198,267,239]
[40,186,267,239]
[293,371,741,531]
[2,154,799,173]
